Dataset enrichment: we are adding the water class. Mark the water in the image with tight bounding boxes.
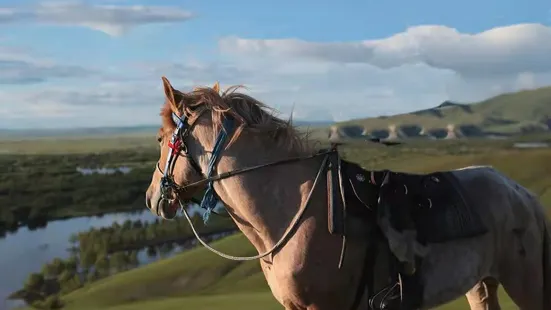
[513,142,549,148]
[0,211,157,310]
[76,166,133,175]
[0,198,227,310]
[136,230,236,265]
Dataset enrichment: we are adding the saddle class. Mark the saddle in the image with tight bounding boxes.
[377,170,488,245]
[325,147,488,310]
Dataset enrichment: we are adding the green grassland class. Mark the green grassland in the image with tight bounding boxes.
[0,135,153,154]
[32,138,551,310]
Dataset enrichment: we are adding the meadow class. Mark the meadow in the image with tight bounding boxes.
[4,133,551,310]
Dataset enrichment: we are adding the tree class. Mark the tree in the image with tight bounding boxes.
[68,233,79,245]
[159,242,174,257]
[132,220,143,229]
[24,273,45,291]
[86,270,99,283]
[58,270,73,284]
[65,256,78,273]
[122,220,133,230]
[146,246,157,258]
[94,254,110,277]
[110,251,129,272]
[42,294,63,309]
[128,250,139,268]
[79,248,97,271]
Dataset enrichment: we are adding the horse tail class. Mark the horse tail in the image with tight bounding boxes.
[541,216,551,310]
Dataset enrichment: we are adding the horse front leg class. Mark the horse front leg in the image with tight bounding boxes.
[465,277,501,310]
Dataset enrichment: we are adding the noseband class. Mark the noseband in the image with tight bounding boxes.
[155,109,235,220]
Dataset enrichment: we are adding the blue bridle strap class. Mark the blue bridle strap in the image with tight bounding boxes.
[200,117,235,224]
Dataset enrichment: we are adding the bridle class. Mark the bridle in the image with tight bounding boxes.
[155,109,206,218]
[154,109,333,260]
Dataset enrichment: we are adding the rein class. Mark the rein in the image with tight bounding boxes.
[177,152,330,261]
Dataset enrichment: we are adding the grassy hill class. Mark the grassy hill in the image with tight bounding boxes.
[332,86,551,140]
[48,141,551,310]
[58,234,520,310]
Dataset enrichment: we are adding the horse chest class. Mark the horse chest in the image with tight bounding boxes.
[261,255,345,310]
[261,260,309,306]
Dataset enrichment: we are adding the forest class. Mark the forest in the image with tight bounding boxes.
[0,149,157,237]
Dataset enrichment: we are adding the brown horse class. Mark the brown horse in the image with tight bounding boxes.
[145,76,551,310]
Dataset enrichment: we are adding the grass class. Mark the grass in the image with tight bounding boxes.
[0,135,153,154]
[0,125,326,155]
[50,142,551,310]
[59,235,520,310]
[61,234,263,309]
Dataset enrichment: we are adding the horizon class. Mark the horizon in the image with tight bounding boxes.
[1,0,551,129]
[0,83,543,131]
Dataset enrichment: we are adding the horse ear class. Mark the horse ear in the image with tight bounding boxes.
[161,76,181,112]
[212,81,220,93]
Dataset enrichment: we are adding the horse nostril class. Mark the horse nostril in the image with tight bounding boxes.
[145,196,152,209]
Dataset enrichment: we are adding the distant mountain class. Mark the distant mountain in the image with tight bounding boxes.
[329,86,551,140]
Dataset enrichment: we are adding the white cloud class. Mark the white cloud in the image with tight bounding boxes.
[3,23,551,128]
[212,23,551,120]
[0,1,194,36]
[219,23,551,78]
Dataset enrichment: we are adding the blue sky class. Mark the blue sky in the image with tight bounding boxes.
[1,0,550,128]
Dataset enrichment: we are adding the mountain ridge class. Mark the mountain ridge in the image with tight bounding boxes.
[332,86,551,140]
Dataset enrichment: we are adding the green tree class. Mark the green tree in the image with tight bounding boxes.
[94,253,110,277]
[24,273,45,291]
[65,256,78,273]
[68,233,79,245]
[79,248,97,271]
[128,250,139,268]
[159,242,174,257]
[132,220,143,229]
[86,270,99,283]
[146,246,157,258]
[110,251,129,272]
[42,294,63,309]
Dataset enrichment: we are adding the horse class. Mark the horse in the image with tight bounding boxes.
[145,76,551,310]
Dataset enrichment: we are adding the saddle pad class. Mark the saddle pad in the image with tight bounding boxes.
[380,171,488,244]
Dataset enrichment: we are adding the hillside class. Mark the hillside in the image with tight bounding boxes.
[330,86,551,141]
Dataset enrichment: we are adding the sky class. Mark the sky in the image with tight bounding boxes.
[1,0,551,129]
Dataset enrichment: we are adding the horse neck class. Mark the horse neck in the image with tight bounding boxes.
[207,133,322,255]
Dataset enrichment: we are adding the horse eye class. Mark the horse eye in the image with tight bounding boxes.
[156,135,162,143]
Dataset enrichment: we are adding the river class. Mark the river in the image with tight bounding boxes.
[0,211,158,310]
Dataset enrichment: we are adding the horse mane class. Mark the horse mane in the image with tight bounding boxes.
[160,85,312,154]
